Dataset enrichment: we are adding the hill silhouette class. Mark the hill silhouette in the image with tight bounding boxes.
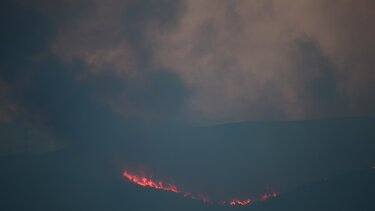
[1,117,374,210]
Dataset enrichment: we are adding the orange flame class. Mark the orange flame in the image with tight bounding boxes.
[123,170,277,206]
[227,190,278,206]
[229,199,253,205]
[123,171,179,193]
[123,171,209,203]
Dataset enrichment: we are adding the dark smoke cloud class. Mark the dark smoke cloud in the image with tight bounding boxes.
[150,0,375,122]
[1,0,375,204]
[6,0,374,124]
[0,0,188,153]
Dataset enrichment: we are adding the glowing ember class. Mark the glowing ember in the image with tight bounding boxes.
[123,170,277,206]
[123,171,179,193]
[123,171,209,203]
[229,199,253,205]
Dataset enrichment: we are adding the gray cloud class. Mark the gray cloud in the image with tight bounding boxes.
[42,0,186,121]
[23,0,375,124]
[149,0,375,123]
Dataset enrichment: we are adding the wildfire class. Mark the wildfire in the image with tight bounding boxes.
[123,171,179,193]
[123,171,210,203]
[229,199,253,205]
[123,170,277,206]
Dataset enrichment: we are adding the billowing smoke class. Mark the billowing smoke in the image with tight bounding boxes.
[35,0,375,123]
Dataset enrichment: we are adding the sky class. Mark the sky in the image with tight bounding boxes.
[0,0,375,210]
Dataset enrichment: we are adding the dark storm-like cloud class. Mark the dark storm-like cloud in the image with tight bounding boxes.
[0,0,189,122]
[0,0,189,152]
[16,0,372,124]
[150,0,375,122]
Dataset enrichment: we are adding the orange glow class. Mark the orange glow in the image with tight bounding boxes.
[123,171,179,193]
[123,171,209,203]
[123,170,277,206]
[229,199,253,205]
